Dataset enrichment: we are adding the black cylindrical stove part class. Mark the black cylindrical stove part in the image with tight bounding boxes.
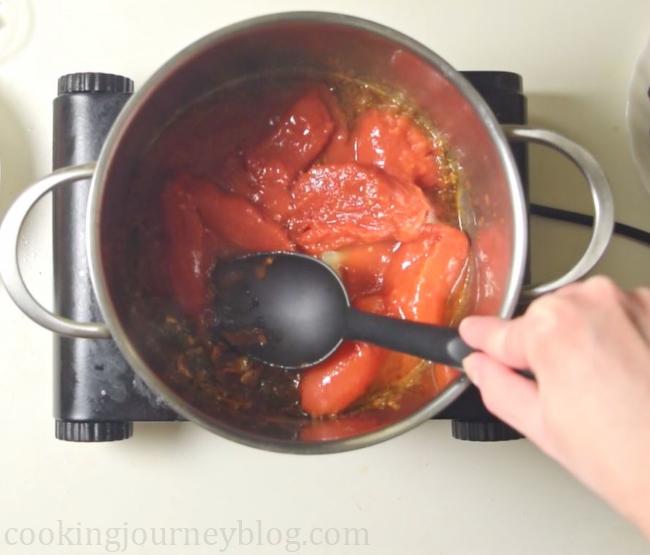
[55,420,133,442]
[461,71,522,93]
[53,72,180,442]
[57,73,134,95]
[436,71,528,442]
[451,421,522,442]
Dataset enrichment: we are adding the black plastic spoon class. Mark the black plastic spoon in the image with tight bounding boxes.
[211,252,474,370]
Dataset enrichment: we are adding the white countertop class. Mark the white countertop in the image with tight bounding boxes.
[0,1,649,553]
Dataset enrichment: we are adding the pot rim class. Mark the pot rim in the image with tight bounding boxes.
[86,11,528,453]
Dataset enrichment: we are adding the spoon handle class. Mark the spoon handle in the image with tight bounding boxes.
[345,308,473,368]
[345,309,535,379]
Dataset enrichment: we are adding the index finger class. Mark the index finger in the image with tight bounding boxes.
[459,315,530,370]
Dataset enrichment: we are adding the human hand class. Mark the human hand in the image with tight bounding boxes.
[459,276,650,537]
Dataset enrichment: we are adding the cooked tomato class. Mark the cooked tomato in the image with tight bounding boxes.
[334,242,397,298]
[249,89,334,177]
[352,293,388,315]
[300,342,385,417]
[212,88,335,222]
[352,108,442,188]
[183,176,294,252]
[161,179,218,316]
[433,364,460,390]
[320,87,354,164]
[321,132,353,164]
[384,223,469,325]
[288,163,432,254]
[351,294,421,389]
[212,154,256,207]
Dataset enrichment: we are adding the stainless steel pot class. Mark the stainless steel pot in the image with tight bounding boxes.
[0,12,614,452]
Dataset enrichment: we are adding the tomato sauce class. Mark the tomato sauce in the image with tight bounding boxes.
[125,73,471,433]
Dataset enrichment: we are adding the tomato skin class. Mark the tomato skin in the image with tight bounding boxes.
[384,223,469,325]
[299,342,384,417]
[184,176,294,252]
[161,179,217,316]
[352,108,442,188]
[289,163,432,254]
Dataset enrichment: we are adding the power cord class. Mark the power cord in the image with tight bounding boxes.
[530,203,650,246]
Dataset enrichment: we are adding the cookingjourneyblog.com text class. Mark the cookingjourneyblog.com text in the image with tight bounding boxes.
[1,520,370,552]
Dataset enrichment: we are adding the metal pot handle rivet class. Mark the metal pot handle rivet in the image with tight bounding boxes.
[0,162,110,338]
[504,125,615,301]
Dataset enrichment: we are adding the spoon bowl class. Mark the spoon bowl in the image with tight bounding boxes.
[211,252,473,370]
[212,253,349,368]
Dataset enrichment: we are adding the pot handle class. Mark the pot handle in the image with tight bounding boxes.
[503,125,615,301]
[0,162,111,338]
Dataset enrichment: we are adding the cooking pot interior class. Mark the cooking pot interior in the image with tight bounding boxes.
[98,16,518,448]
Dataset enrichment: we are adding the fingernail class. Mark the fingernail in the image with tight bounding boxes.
[458,316,479,344]
[458,317,472,336]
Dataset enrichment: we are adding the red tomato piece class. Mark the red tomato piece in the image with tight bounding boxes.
[335,242,397,298]
[321,132,354,164]
[320,87,354,164]
[242,88,335,221]
[184,176,294,252]
[213,147,287,224]
[300,342,384,417]
[351,294,413,389]
[249,88,334,175]
[375,352,424,389]
[384,223,470,325]
[353,288,423,388]
[433,364,460,390]
[161,179,218,316]
[212,154,256,204]
[244,160,293,222]
[353,295,429,390]
[352,108,442,188]
[352,293,387,315]
[288,163,433,254]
